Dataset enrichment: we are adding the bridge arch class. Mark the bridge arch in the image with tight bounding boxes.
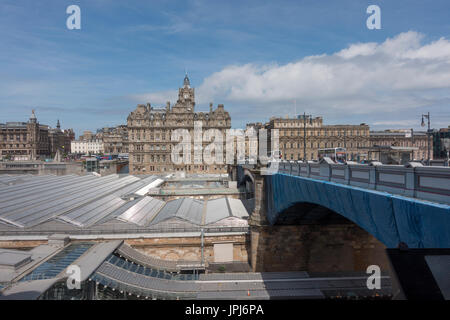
[265,173,450,248]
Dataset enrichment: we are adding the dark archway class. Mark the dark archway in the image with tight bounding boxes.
[274,201,354,225]
[254,201,391,274]
[238,173,255,199]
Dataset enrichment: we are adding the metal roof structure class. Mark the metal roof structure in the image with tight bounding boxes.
[1,239,392,300]
[71,240,123,282]
[0,249,31,270]
[0,277,62,300]
[116,243,200,272]
[58,195,127,228]
[228,198,251,219]
[152,198,204,226]
[205,198,230,224]
[20,242,94,281]
[117,197,165,226]
[0,174,249,235]
[89,257,390,300]
[0,245,60,283]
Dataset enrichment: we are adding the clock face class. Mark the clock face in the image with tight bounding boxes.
[184,93,189,99]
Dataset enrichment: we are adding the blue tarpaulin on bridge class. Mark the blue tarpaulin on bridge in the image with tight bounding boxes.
[265,173,450,248]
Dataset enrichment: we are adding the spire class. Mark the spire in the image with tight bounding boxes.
[29,109,37,123]
[57,119,61,129]
[183,73,190,88]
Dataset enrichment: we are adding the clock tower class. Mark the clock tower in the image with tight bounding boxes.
[174,74,195,112]
[127,73,231,175]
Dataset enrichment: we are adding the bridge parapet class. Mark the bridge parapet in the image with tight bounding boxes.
[275,161,450,205]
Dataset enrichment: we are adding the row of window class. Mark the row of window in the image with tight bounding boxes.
[281,142,366,149]
[134,154,168,163]
[273,120,322,128]
[130,118,228,126]
[133,144,170,151]
[0,135,48,142]
[131,164,225,172]
[0,144,30,148]
[1,150,32,155]
[282,152,365,161]
[278,130,369,137]
[374,140,429,147]
[129,128,232,141]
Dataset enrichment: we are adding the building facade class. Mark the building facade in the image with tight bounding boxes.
[48,120,75,156]
[79,130,95,141]
[369,130,432,161]
[70,139,104,154]
[261,115,370,161]
[0,111,73,161]
[433,126,450,160]
[96,125,128,154]
[127,75,231,174]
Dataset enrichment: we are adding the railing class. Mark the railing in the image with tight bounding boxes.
[274,161,450,205]
[0,226,249,237]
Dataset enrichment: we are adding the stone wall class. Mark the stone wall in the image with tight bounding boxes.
[0,240,47,249]
[125,234,249,264]
[250,224,390,273]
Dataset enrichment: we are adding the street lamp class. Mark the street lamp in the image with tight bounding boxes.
[303,112,313,162]
[343,129,347,161]
[421,112,431,165]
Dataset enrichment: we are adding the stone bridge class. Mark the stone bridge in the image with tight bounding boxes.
[230,161,450,272]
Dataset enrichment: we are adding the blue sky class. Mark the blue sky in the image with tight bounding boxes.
[0,0,449,137]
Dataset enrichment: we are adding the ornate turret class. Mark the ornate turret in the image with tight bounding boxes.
[183,73,190,88]
[29,109,37,123]
[27,110,39,160]
[174,74,195,112]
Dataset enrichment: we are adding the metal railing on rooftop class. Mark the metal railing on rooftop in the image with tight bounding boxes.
[0,226,249,237]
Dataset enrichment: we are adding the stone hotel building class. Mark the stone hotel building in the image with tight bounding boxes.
[259,115,371,161]
[0,111,74,160]
[127,75,231,174]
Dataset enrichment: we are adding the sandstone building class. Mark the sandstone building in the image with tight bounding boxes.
[96,125,128,154]
[248,114,432,163]
[127,75,231,174]
[48,120,74,156]
[0,111,74,160]
[79,130,95,141]
[258,115,371,161]
[369,129,432,161]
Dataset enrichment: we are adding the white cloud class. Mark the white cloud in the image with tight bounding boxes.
[198,32,450,103]
[128,31,450,126]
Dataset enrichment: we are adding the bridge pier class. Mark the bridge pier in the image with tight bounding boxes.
[249,224,390,272]
[247,171,269,271]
